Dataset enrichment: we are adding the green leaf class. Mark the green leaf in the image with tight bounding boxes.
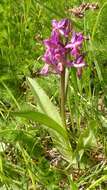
[99,115,107,128]
[86,175,107,190]
[75,120,97,161]
[0,143,6,152]
[27,77,62,126]
[2,82,20,110]
[68,176,78,190]
[13,111,67,140]
[13,111,73,162]
[26,78,73,162]
[94,59,103,82]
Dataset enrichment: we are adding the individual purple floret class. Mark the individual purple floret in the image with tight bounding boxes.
[71,54,86,68]
[71,54,86,78]
[44,31,60,48]
[40,64,49,75]
[52,19,71,37]
[66,32,84,57]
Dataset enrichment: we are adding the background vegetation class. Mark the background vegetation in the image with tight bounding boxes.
[0,0,107,189]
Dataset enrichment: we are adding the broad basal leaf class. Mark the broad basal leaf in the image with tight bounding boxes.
[13,111,73,162]
[27,77,62,126]
[13,111,67,139]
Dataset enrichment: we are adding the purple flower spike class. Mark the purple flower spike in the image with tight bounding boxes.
[52,19,71,37]
[40,18,88,77]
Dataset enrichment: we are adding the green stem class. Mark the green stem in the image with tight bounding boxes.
[60,67,66,128]
[65,69,69,100]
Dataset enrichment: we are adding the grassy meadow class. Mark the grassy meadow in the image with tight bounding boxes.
[0,0,107,189]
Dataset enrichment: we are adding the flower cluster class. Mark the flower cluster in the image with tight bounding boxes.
[40,18,87,77]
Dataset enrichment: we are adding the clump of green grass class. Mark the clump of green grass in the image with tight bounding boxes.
[0,0,107,189]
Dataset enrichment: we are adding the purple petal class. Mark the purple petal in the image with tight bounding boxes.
[44,39,52,47]
[52,19,71,37]
[52,20,58,28]
[77,33,84,41]
[55,53,61,61]
[71,32,76,43]
[57,62,63,72]
[73,55,86,68]
[76,55,84,64]
[71,48,80,57]
[51,31,60,44]
[65,43,73,49]
[58,19,66,28]
[40,64,49,75]
[71,32,84,46]
[66,61,74,67]
[42,49,52,64]
[73,62,85,68]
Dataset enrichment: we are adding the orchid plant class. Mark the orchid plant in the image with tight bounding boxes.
[40,18,87,128]
[15,18,89,163]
